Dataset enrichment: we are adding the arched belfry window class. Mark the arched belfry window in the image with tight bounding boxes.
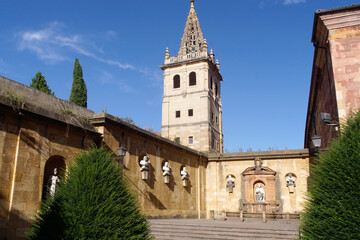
[173,75,180,88]
[189,72,196,86]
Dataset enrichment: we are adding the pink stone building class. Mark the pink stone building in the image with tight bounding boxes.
[305,4,360,151]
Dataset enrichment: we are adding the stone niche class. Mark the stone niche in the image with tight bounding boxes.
[241,158,279,213]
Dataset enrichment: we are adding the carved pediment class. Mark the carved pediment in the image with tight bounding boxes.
[242,158,276,176]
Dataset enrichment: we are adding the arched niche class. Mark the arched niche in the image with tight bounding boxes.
[253,181,266,203]
[42,155,66,201]
[242,158,278,213]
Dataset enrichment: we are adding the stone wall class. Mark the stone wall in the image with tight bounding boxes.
[305,6,360,150]
[0,92,100,239]
[91,113,208,219]
[0,75,310,239]
[206,150,309,218]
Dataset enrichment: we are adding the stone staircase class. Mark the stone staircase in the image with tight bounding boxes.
[149,219,300,240]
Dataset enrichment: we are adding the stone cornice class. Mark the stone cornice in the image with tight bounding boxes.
[207,149,310,162]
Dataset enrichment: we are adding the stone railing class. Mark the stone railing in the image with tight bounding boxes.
[209,210,300,223]
[165,51,209,64]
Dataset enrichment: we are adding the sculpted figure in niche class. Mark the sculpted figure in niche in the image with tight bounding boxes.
[286,173,296,193]
[47,168,60,197]
[181,167,189,180]
[255,184,265,203]
[140,156,150,172]
[226,175,235,193]
[162,162,171,176]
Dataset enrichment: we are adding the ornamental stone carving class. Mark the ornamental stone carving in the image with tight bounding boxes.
[140,156,150,180]
[255,183,265,203]
[286,173,296,193]
[181,166,189,187]
[226,175,235,193]
[162,162,171,183]
[47,168,60,198]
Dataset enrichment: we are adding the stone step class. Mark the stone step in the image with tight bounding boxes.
[151,229,297,240]
[151,225,298,236]
[149,219,299,240]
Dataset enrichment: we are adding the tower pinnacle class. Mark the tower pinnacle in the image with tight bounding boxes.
[178,0,205,56]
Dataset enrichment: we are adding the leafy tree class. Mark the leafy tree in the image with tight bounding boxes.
[27,146,151,240]
[69,58,87,107]
[300,111,360,239]
[30,72,54,95]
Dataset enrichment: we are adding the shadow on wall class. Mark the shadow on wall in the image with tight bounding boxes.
[165,174,176,192]
[184,178,192,194]
[147,192,166,210]
[0,193,32,240]
[275,174,283,212]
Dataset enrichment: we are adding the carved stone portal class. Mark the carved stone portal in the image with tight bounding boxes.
[242,158,279,213]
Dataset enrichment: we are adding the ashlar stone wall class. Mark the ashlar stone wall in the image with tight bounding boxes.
[206,150,309,218]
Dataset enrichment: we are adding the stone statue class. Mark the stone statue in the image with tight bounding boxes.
[255,184,265,203]
[286,173,296,193]
[47,168,60,197]
[255,157,262,171]
[226,175,235,193]
[162,162,171,176]
[180,167,189,180]
[140,156,150,172]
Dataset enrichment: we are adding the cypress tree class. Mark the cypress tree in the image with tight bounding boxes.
[300,111,360,239]
[27,146,151,240]
[30,72,54,95]
[69,58,87,107]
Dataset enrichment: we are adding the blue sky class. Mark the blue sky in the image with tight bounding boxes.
[0,0,356,152]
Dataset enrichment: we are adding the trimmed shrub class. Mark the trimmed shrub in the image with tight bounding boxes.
[28,146,151,240]
[300,111,360,239]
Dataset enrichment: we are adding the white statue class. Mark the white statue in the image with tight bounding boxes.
[180,167,189,180]
[286,173,296,193]
[140,156,150,172]
[286,173,296,187]
[47,168,60,197]
[255,184,265,203]
[226,175,235,193]
[162,162,171,176]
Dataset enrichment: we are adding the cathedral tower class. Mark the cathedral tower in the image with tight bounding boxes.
[161,0,223,153]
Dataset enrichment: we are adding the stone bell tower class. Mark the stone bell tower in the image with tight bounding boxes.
[161,0,223,153]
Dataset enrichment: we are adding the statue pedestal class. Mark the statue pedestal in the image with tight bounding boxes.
[182,179,188,187]
[141,170,149,180]
[164,175,170,183]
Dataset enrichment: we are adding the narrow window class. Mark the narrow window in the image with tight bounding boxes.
[188,109,193,116]
[173,75,180,88]
[189,72,196,86]
[189,136,194,145]
[176,111,180,118]
[211,112,214,121]
[216,116,218,124]
[210,77,213,90]
[215,84,218,95]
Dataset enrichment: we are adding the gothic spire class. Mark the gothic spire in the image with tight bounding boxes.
[178,0,206,56]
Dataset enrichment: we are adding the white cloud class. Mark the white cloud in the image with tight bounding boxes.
[99,71,134,92]
[283,0,306,5]
[17,22,133,70]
